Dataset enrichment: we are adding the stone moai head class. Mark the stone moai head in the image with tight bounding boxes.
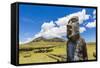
[67,16,80,41]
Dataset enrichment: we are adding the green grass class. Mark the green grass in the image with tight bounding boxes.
[87,44,96,60]
[19,41,96,64]
[19,41,66,64]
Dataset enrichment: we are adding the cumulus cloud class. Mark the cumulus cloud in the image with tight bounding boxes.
[80,27,86,33]
[85,10,96,28]
[34,25,66,39]
[41,21,55,31]
[55,9,90,26]
[93,10,96,15]
[93,10,96,19]
[86,20,96,28]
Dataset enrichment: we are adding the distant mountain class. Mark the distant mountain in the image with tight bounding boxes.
[32,37,66,42]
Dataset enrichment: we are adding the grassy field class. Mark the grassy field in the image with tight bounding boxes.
[86,43,96,60]
[19,41,96,64]
[19,41,67,64]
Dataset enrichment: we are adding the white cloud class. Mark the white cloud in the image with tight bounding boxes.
[85,10,96,28]
[80,27,86,33]
[41,21,55,31]
[86,20,96,28]
[93,10,96,15]
[34,26,66,39]
[55,9,90,26]
[93,10,96,19]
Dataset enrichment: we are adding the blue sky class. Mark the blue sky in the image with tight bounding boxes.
[19,4,96,43]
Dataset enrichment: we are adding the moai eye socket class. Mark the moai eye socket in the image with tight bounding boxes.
[67,25,72,29]
[67,25,72,35]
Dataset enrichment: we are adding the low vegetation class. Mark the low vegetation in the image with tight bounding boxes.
[19,39,96,64]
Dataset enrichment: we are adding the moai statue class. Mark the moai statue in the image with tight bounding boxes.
[67,16,88,61]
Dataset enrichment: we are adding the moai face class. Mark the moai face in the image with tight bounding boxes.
[67,16,79,41]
